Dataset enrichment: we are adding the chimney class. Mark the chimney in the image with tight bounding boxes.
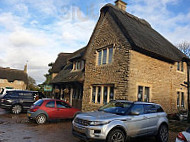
[24,64,27,73]
[115,0,127,11]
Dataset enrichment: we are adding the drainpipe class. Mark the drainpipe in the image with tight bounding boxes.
[187,65,190,123]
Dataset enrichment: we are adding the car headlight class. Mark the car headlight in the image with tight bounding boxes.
[89,121,110,126]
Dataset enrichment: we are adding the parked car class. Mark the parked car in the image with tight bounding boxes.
[0,90,43,114]
[0,88,18,98]
[176,127,190,142]
[27,99,80,124]
[72,100,168,142]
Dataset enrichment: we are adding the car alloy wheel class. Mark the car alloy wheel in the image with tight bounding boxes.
[11,105,22,114]
[107,129,125,142]
[36,114,46,124]
[158,124,168,142]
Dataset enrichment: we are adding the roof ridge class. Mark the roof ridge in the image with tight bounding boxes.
[0,67,25,72]
[102,4,151,28]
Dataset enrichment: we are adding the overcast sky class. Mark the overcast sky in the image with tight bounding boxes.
[0,0,190,84]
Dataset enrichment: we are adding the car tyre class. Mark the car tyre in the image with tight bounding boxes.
[107,129,126,142]
[36,114,47,124]
[156,124,168,142]
[11,104,22,114]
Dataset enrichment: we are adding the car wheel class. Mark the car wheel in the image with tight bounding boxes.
[11,105,22,114]
[156,124,168,142]
[107,129,126,142]
[36,114,47,124]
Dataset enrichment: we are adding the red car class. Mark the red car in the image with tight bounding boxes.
[27,99,80,124]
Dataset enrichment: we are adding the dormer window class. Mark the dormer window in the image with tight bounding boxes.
[97,45,114,66]
[177,61,184,72]
[73,60,84,71]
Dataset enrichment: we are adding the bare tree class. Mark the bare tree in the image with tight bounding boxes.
[177,41,190,58]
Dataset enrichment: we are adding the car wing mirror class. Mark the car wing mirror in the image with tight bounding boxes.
[130,111,140,115]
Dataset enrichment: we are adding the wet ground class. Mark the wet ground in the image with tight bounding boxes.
[0,108,178,142]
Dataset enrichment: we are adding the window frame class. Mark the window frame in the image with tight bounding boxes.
[96,45,114,66]
[72,60,85,71]
[177,91,185,108]
[91,85,114,105]
[137,85,150,102]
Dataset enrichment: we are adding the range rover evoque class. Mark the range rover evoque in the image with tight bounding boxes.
[72,100,169,142]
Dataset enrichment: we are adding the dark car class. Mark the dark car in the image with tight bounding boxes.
[0,90,43,114]
[27,99,80,124]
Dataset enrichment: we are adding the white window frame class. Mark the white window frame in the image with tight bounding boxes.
[96,45,114,66]
[137,84,151,102]
[91,85,114,104]
[72,60,85,71]
[177,91,185,108]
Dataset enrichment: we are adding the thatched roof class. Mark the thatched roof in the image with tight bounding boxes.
[50,47,86,84]
[0,67,28,84]
[51,53,71,73]
[101,4,187,62]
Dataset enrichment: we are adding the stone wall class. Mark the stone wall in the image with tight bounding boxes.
[0,79,27,90]
[128,50,187,114]
[82,12,131,111]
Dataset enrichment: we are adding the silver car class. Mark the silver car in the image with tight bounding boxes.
[72,100,168,142]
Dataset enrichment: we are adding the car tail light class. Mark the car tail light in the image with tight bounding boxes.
[30,106,40,112]
[177,132,187,141]
[1,99,5,102]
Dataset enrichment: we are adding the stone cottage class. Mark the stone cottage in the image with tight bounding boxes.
[51,0,189,114]
[0,66,28,90]
[82,0,189,114]
[51,47,86,109]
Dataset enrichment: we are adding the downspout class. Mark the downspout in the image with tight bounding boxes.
[187,64,190,123]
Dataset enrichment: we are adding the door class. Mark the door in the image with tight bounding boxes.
[19,92,34,109]
[45,100,58,119]
[143,104,159,134]
[56,101,73,119]
[125,104,148,137]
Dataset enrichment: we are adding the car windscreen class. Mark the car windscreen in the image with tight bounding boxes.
[99,101,132,115]
[34,99,44,106]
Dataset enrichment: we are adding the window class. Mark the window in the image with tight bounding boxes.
[92,87,96,103]
[181,92,184,107]
[137,86,143,101]
[130,105,144,115]
[144,105,157,113]
[110,87,114,101]
[102,49,107,64]
[73,60,85,71]
[56,101,71,108]
[181,62,184,72]
[34,100,44,106]
[177,62,180,71]
[91,85,114,104]
[97,86,101,104]
[46,101,55,108]
[98,51,102,65]
[177,91,185,108]
[103,87,108,104]
[137,86,150,102]
[108,48,113,63]
[177,92,180,107]
[97,46,114,65]
[177,62,184,72]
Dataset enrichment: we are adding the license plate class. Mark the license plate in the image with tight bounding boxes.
[73,125,85,133]
[27,113,31,117]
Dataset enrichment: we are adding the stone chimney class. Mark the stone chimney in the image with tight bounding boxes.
[115,0,127,11]
[24,64,27,73]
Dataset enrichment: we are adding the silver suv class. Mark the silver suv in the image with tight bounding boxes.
[72,100,168,142]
